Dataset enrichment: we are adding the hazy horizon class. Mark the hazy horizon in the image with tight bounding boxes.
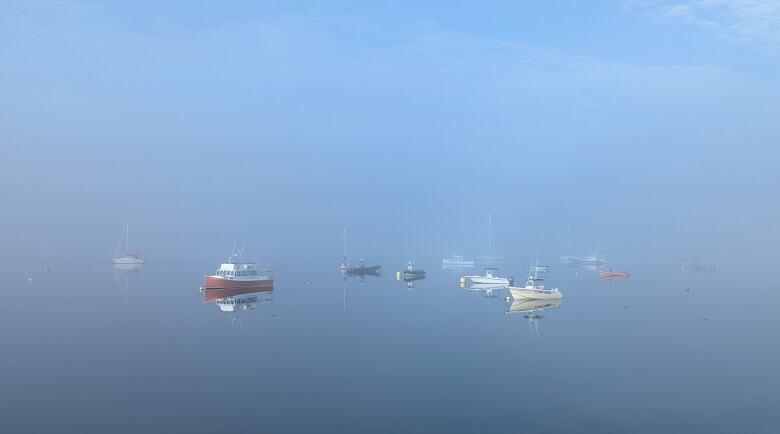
[1,2,779,433]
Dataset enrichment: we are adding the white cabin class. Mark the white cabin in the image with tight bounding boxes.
[214,262,273,279]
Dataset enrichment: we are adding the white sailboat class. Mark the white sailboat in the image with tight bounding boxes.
[508,261,562,300]
[442,254,475,268]
[477,212,506,265]
[340,228,349,274]
[113,223,144,265]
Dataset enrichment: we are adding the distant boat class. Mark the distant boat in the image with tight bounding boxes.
[680,257,716,272]
[403,260,426,278]
[340,228,350,274]
[339,229,380,276]
[203,249,273,295]
[566,255,605,267]
[442,255,475,268]
[477,213,506,266]
[462,268,510,286]
[113,223,144,265]
[508,261,562,300]
[476,254,507,266]
[599,270,630,280]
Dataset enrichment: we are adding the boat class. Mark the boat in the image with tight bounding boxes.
[599,270,630,280]
[203,250,273,296]
[680,256,716,272]
[339,229,380,276]
[339,228,349,274]
[113,223,144,265]
[508,262,562,300]
[566,255,605,266]
[442,255,475,268]
[462,268,510,286]
[402,260,425,278]
[476,213,506,266]
[476,254,507,266]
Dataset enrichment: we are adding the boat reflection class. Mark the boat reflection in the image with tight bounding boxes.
[506,298,563,335]
[680,256,717,272]
[397,261,426,289]
[113,262,144,272]
[462,282,506,298]
[343,262,382,280]
[399,274,426,289]
[215,292,273,313]
[113,262,143,304]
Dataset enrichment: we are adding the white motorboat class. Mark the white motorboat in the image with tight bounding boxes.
[113,223,144,265]
[508,262,562,300]
[442,255,475,268]
[462,268,510,286]
[566,255,605,267]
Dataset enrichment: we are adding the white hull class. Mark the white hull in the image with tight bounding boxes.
[467,276,509,285]
[443,259,474,267]
[114,256,144,265]
[508,286,563,300]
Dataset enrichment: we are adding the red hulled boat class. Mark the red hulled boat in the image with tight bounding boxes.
[599,270,630,280]
[203,255,274,301]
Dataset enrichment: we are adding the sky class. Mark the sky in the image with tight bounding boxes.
[1,0,779,269]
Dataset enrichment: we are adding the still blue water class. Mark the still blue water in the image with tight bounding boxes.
[2,254,776,434]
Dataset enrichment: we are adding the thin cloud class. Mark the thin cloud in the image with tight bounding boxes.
[626,0,780,52]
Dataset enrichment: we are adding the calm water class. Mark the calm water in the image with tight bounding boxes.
[2,253,776,434]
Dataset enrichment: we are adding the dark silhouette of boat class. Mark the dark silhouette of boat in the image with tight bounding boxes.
[402,260,425,280]
[346,261,381,277]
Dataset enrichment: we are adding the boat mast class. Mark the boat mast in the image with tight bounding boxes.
[488,212,492,252]
[126,222,129,254]
[343,228,347,259]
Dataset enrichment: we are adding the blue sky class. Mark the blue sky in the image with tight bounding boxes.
[1,1,779,265]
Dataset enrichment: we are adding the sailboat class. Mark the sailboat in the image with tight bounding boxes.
[477,212,506,266]
[340,228,349,274]
[442,254,475,269]
[113,223,144,265]
[339,228,381,277]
